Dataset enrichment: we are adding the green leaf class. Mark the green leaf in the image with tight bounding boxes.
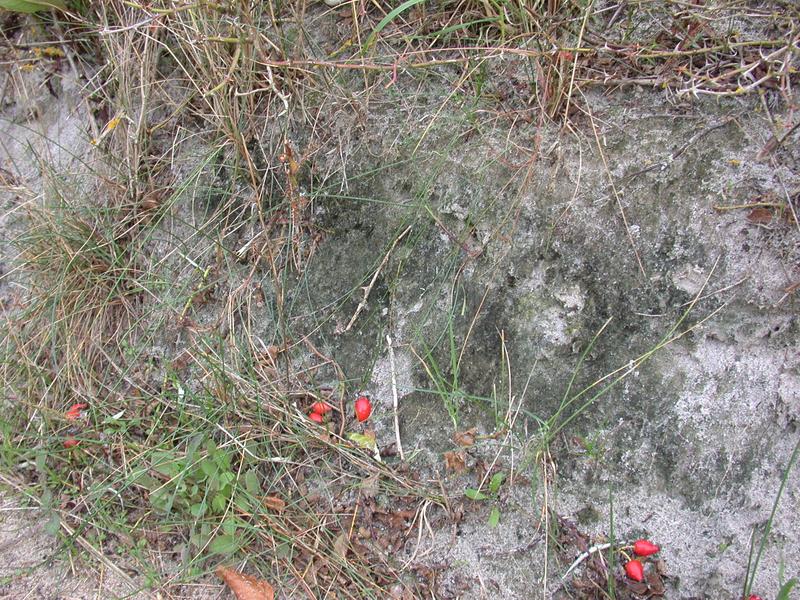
[149,488,174,514]
[189,502,207,518]
[777,578,798,600]
[190,523,211,550]
[40,486,53,509]
[244,469,261,496]
[211,492,227,513]
[465,488,488,501]
[489,472,506,495]
[43,511,60,536]
[487,506,500,528]
[35,450,47,474]
[233,493,254,513]
[208,533,239,555]
[186,433,205,462]
[200,458,218,478]
[214,449,232,471]
[221,518,240,536]
[347,432,377,451]
[0,0,67,12]
[130,469,159,489]
[151,450,183,478]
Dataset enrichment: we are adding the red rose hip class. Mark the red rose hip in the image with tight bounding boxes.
[624,559,644,582]
[633,539,660,556]
[354,396,372,422]
[310,401,332,415]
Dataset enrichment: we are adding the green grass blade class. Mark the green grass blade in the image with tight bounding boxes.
[777,578,798,600]
[743,437,800,596]
[364,0,427,50]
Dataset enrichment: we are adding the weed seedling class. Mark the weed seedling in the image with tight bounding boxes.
[465,471,506,528]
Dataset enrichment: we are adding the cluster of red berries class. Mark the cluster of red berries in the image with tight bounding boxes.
[623,539,660,581]
[307,401,332,424]
[623,540,764,600]
[307,396,372,424]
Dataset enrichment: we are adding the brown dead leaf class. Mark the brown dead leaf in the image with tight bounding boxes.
[453,427,477,447]
[444,450,467,473]
[171,350,192,371]
[262,495,286,512]
[654,558,668,576]
[645,567,666,596]
[747,207,774,224]
[757,135,779,160]
[447,502,465,525]
[215,566,274,600]
[626,579,650,596]
[360,473,380,499]
[374,509,415,531]
[333,532,350,559]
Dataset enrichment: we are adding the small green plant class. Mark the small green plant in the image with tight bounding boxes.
[575,431,606,462]
[136,434,261,556]
[465,471,505,528]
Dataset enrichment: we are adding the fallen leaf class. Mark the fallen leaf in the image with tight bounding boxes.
[262,496,286,512]
[215,566,274,600]
[747,207,773,224]
[374,508,415,530]
[347,431,377,451]
[453,427,477,447]
[626,579,649,595]
[171,350,192,371]
[360,473,380,499]
[444,450,467,473]
[333,532,350,559]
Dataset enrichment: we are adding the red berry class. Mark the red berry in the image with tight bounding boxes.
[633,539,660,556]
[624,559,644,582]
[310,401,332,415]
[63,438,80,449]
[748,596,764,600]
[354,396,372,422]
[308,412,324,424]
